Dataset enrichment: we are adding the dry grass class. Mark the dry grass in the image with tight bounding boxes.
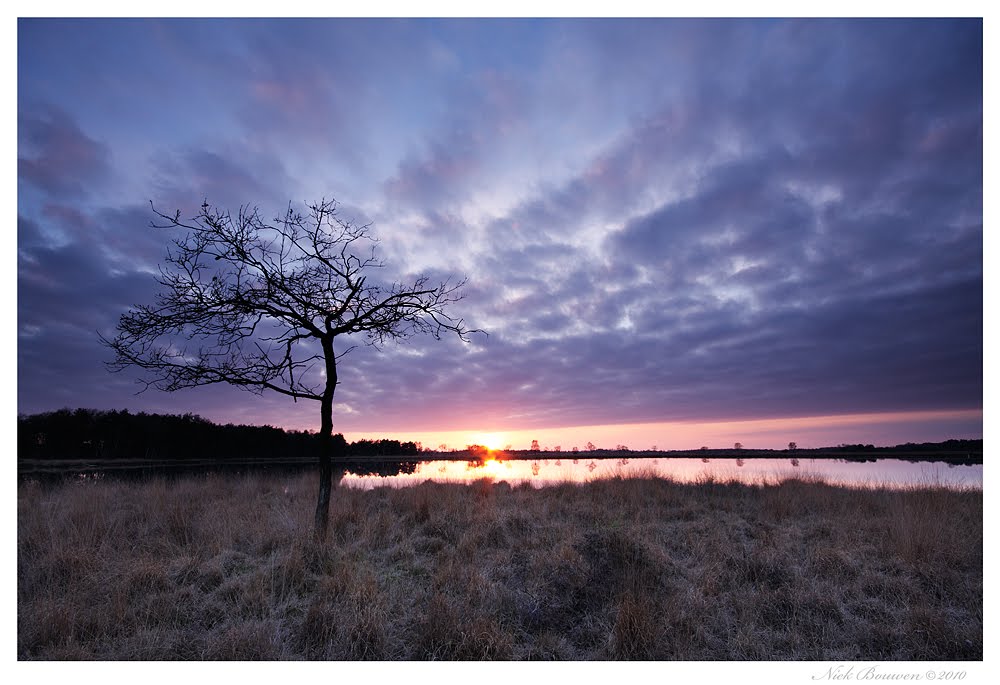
[17,471,982,660]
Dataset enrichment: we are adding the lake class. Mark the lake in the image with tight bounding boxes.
[341,456,982,490]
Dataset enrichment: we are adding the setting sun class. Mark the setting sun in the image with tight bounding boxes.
[471,433,507,451]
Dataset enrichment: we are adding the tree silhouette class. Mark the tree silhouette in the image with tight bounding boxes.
[101,198,478,540]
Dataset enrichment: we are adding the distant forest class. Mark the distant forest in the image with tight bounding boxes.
[17,408,419,461]
[797,440,982,455]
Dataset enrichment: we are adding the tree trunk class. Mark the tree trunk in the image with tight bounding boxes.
[313,338,338,542]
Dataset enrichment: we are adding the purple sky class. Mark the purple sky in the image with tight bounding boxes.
[16,18,983,448]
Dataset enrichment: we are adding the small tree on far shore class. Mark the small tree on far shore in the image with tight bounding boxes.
[101,198,478,540]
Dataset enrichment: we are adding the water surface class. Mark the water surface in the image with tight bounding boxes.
[341,457,982,490]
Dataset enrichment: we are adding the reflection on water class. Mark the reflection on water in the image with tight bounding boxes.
[20,458,421,484]
[341,457,983,490]
[23,456,981,491]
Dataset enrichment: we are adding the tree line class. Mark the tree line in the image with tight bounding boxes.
[821,439,982,454]
[17,408,420,461]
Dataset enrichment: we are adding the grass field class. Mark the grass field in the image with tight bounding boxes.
[17,470,982,660]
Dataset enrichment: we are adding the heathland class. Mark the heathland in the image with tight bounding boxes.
[17,471,981,660]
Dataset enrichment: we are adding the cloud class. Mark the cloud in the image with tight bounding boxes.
[329,268,980,432]
[146,143,299,216]
[16,19,982,437]
[18,105,111,197]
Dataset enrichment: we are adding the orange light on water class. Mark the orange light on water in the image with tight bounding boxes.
[483,457,506,473]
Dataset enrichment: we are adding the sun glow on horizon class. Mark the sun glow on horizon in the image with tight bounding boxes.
[344,408,982,454]
[470,432,507,451]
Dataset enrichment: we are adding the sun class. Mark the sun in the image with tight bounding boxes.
[471,432,506,452]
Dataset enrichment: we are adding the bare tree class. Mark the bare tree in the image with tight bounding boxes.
[101,198,478,540]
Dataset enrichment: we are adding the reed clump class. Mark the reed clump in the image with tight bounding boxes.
[17,472,981,660]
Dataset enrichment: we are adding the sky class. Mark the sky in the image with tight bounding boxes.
[15,17,984,450]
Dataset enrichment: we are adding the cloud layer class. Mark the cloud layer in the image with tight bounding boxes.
[17,19,982,437]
